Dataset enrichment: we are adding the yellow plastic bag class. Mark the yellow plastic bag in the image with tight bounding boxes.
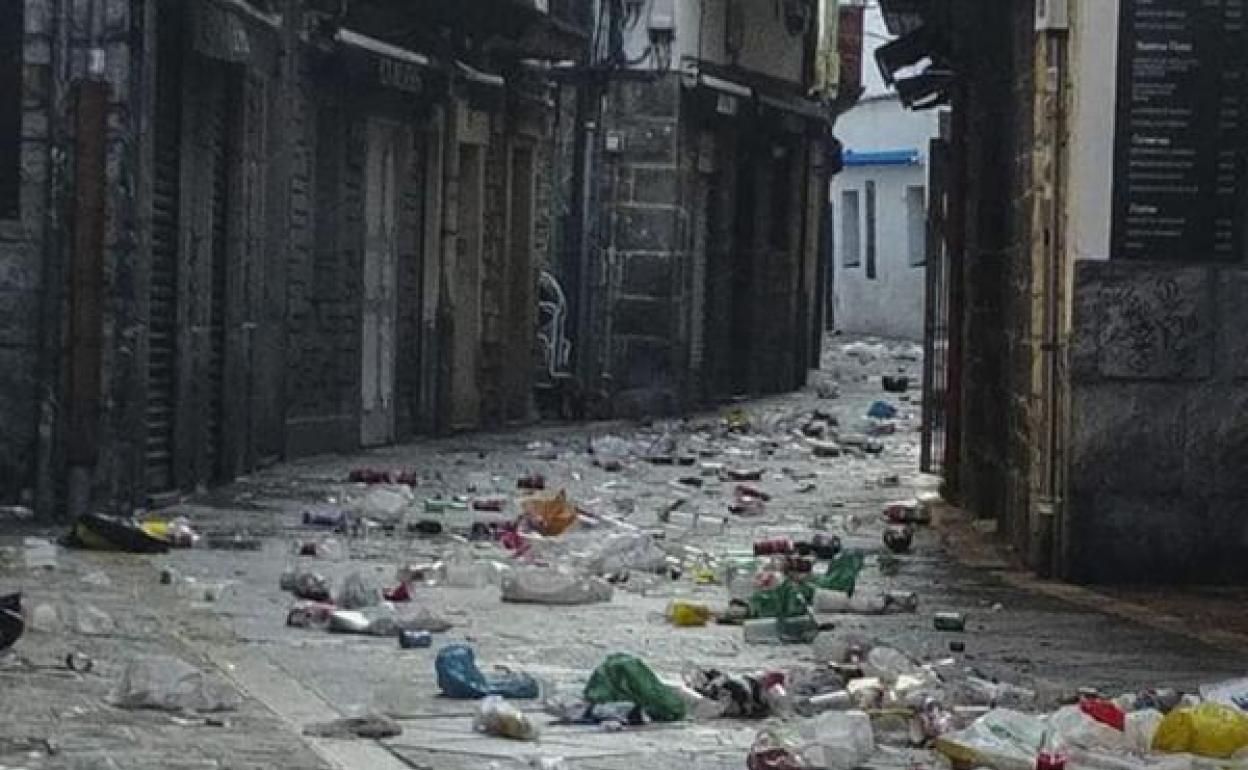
[521,490,578,536]
[666,600,712,627]
[1153,702,1248,758]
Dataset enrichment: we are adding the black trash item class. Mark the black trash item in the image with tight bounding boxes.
[797,534,842,560]
[883,524,914,554]
[882,375,910,393]
[0,593,23,652]
[409,520,444,536]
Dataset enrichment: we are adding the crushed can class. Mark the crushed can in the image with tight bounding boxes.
[933,611,966,632]
[754,537,795,556]
[399,630,433,649]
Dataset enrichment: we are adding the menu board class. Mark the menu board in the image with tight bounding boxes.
[1111,0,1248,261]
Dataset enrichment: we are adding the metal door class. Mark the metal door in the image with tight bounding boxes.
[146,9,183,494]
[360,119,401,447]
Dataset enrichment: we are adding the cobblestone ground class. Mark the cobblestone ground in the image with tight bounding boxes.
[2,338,1247,770]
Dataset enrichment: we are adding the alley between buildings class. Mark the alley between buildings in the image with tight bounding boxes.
[2,338,1247,770]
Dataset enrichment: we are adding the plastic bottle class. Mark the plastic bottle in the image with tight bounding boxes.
[798,690,853,716]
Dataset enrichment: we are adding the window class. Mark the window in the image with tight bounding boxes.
[865,180,877,280]
[0,0,22,219]
[906,185,927,266]
[841,190,860,267]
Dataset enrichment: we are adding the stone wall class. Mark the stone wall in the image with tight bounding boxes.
[0,0,52,506]
[596,74,687,415]
[1068,262,1248,583]
[946,0,1035,541]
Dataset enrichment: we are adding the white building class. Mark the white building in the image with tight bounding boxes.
[829,2,941,340]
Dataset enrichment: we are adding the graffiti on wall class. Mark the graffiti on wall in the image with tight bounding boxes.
[1098,272,1211,380]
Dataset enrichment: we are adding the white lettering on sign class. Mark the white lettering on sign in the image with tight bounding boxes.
[378,58,423,94]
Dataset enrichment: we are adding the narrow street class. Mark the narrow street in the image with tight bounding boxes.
[3,338,1246,770]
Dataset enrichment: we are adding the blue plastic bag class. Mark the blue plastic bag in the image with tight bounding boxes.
[435,645,539,700]
[867,401,898,420]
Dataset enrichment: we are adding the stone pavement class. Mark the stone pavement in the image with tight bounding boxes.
[2,338,1247,770]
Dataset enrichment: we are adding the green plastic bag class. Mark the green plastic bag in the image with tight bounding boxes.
[748,579,815,620]
[815,552,866,595]
[584,654,686,723]
[746,580,820,643]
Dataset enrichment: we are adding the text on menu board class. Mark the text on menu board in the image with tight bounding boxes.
[1111,0,1247,261]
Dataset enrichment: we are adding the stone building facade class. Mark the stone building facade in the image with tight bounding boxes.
[886,0,1248,582]
[0,0,587,519]
[548,0,842,416]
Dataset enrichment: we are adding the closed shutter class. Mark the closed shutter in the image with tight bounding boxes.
[205,82,231,480]
[146,14,183,494]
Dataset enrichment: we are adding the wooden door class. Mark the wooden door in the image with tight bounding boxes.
[360,119,401,447]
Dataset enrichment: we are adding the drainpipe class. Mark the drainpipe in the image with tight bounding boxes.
[1037,28,1068,579]
[65,0,111,520]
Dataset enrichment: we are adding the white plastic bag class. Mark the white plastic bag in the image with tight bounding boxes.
[813,589,888,614]
[354,486,413,522]
[754,710,876,770]
[862,645,922,683]
[578,532,668,575]
[501,568,612,605]
[803,710,876,770]
[1125,709,1164,754]
[445,550,487,588]
[110,655,242,713]
[335,571,382,609]
[1050,705,1131,752]
[934,709,1047,770]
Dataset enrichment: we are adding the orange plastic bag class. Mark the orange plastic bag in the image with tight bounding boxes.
[522,491,578,536]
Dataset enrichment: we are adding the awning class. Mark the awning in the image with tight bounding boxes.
[456,61,505,89]
[843,148,921,166]
[335,29,432,68]
[758,92,828,122]
[698,73,753,99]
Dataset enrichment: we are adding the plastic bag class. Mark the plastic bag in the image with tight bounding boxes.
[436,645,540,700]
[502,569,612,606]
[666,600,712,627]
[1153,702,1248,758]
[749,579,814,620]
[475,696,540,741]
[748,711,875,770]
[444,550,487,588]
[292,571,332,601]
[336,571,381,609]
[815,552,866,595]
[1126,709,1165,753]
[584,654,686,723]
[934,709,1046,770]
[578,532,668,575]
[1050,705,1131,752]
[110,655,242,713]
[522,491,578,536]
[354,486,412,521]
